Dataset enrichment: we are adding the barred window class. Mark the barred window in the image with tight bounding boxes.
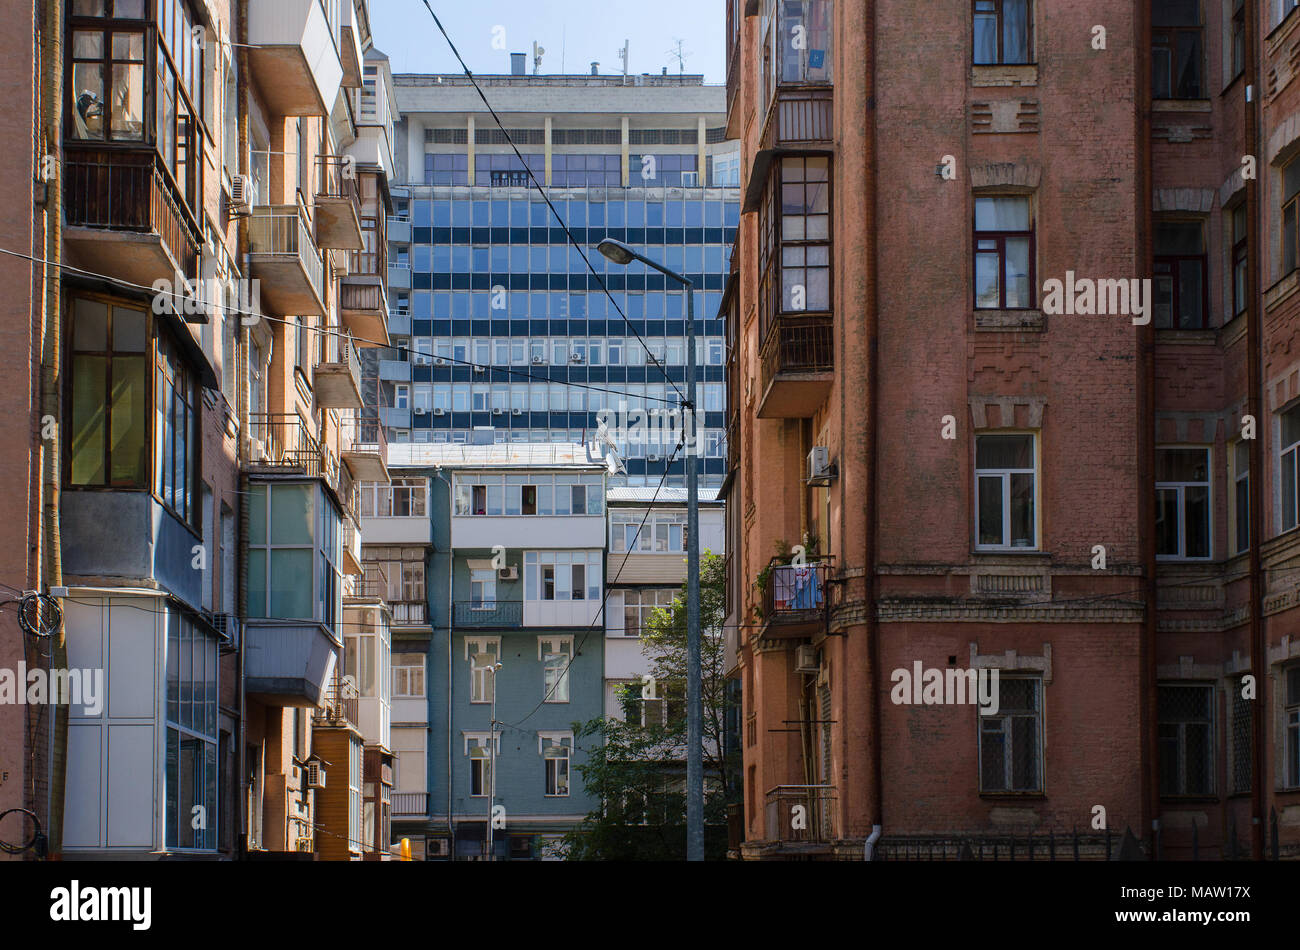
[1231,677,1252,794]
[979,677,1042,793]
[1158,684,1214,796]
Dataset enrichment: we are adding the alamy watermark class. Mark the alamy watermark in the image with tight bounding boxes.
[890,662,1000,715]
[593,402,708,457]
[151,269,262,325]
[1041,272,1153,325]
[0,664,103,716]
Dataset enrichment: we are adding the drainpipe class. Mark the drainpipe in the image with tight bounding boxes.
[39,0,65,859]
[863,822,881,861]
[236,0,251,858]
[1244,0,1266,862]
[1135,0,1159,861]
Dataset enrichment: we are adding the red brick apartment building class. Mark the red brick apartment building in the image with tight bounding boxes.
[722,0,1300,860]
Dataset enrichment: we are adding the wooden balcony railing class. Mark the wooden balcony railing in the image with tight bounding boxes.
[340,280,384,313]
[760,86,834,152]
[63,146,200,278]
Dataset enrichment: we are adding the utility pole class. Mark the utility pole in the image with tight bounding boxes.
[478,657,502,860]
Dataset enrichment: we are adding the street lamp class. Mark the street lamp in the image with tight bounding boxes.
[596,238,704,862]
[474,654,503,861]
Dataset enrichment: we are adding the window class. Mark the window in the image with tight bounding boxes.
[465,734,498,797]
[1153,0,1204,99]
[1232,203,1248,320]
[1155,447,1211,558]
[1158,684,1214,796]
[465,637,500,703]
[622,589,678,637]
[155,329,199,525]
[1231,675,1252,794]
[393,652,425,698]
[1283,405,1300,531]
[469,568,496,607]
[1231,0,1245,80]
[245,482,342,629]
[539,636,573,703]
[454,474,603,516]
[1284,157,1300,277]
[979,677,1041,793]
[1287,666,1300,788]
[641,680,686,729]
[68,296,150,489]
[975,433,1036,550]
[68,1,148,142]
[973,0,1032,65]
[1233,440,1250,555]
[758,156,830,340]
[164,610,218,850]
[540,733,572,796]
[974,196,1034,310]
[1154,220,1207,328]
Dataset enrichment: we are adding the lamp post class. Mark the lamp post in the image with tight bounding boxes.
[474,655,503,860]
[597,238,703,861]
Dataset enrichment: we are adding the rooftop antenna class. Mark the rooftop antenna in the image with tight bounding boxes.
[618,39,629,78]
[666,38,688,77]
[532,40,545,75]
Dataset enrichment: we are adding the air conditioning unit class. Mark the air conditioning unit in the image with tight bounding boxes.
[306,760,326,789]
[230,173,257,214]
[795,644,820,674]
[432,407,446,416]
[428,838,450,857]
[434,357,447,365]
[498,566,518,581]
[807,446,835,486]
[511,408,523,416]
[492,408,503,415]
[645,353,660,364]
[681,171,699,187]
[531,355,546,365]
[414,355,432,365]
[414,407,427,416]
[569,353,584,363]
[647,454,661,462]
[473,364,486,373]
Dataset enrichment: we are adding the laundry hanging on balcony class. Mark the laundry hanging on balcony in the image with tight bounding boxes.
[772,563,822,611]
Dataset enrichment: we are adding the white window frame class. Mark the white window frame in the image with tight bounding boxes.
[392,652,426,698]
[538,635,574,703]
[465,636,501,704]
[1156,446,1212,560]
[1232,439,1250,555]
[538,731,573,797]
[973,431,1039,551]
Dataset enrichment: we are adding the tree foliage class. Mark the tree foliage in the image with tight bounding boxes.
[564,552,738,860]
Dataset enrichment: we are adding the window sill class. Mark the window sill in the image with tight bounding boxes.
[973,549,1048,560]
[1153,328,1216,344]
[974,309,1045,332]
[978,792,1046,801]
[971,63,1038,88]
[1152,99,1212,112]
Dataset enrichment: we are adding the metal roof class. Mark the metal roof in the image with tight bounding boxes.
[605,486,721,504]
[386,442,606,470]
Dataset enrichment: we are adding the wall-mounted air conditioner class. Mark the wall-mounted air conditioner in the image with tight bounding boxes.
[492,408,503,415]
[432,407,446,416]
[473,364,486,373]
[795,644,820,674]
[511,408,523,416]
[434,357,447,365]
[306,760,326,789]
[414,355,432,365]
[413,407,427,416]
[230,174,257,215]
[498,566,518,581]
[531,355,546,365]
[569,353,584,363]
[807,446,835,486]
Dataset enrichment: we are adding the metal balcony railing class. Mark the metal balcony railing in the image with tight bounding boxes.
[314,673,359,728]
[248,204,324,300]
[760,314,833,389]
[392,792,428,818]
[63,146,200,278]
[340,408,388,462]
[453,600,523,628]
[315,153,360,203]
[390,601,427,625]
[765,785,836,844]
[246,413,326,476]
[761,557,833,627]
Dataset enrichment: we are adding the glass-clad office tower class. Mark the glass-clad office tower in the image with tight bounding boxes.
[376,68,740,488]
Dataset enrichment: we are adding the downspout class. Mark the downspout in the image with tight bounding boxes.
[1244,0,1266,862]
[235,0,250,858]
[432,466,454,847]
[1136,0,1160,860]
[40,0,65,859]
[863,0,883,852]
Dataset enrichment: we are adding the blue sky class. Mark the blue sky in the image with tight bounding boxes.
[369,0,726,83]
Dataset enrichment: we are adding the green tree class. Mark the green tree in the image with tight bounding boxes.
[564,551,738,860]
